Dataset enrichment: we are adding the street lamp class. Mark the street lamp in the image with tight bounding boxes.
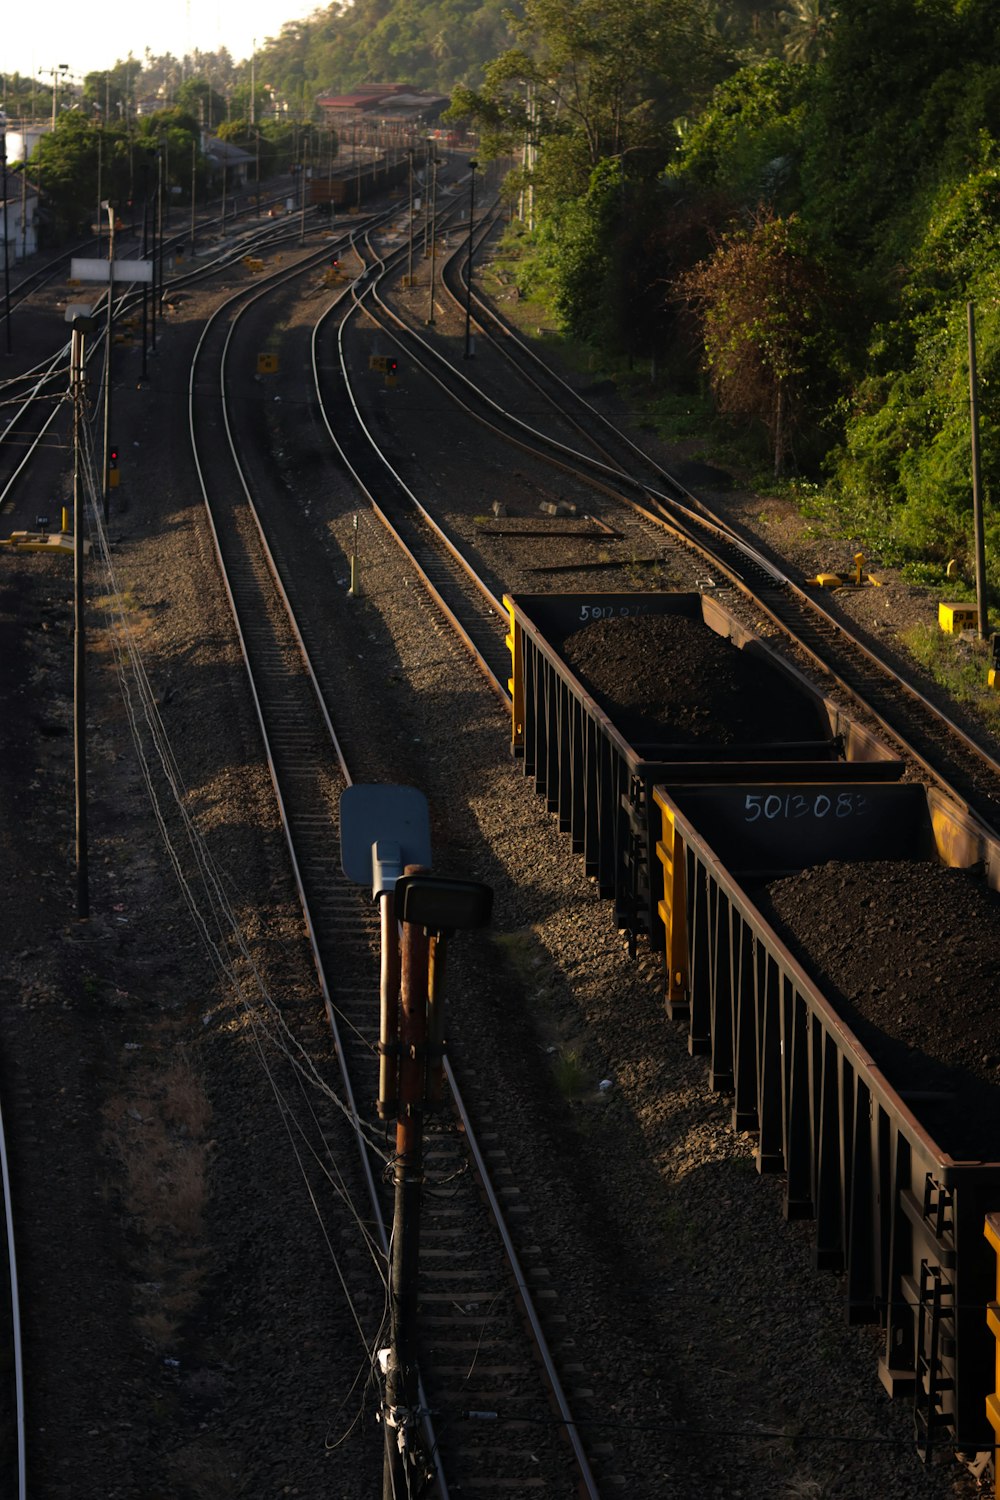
[463,159,478,359]
[45,63,69,130]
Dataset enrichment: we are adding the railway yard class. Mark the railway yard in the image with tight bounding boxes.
[1,166,998,1498]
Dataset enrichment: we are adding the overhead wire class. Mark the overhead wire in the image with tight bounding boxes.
[72,419,394,1396]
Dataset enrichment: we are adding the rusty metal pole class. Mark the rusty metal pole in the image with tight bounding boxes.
[967,302,989,640]
[377,886,400,1116]
[383,866,429,1499]
[425,933,447,1109]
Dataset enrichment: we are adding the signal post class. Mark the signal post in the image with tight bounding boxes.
[340,787,492,1498]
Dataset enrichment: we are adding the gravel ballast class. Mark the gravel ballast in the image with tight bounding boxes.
[0,215,987,1498]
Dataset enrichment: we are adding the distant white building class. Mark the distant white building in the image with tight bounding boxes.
[1,177,40,262]
[2,124,50,166]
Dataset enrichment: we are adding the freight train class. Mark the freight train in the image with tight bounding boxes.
[307,155,410,211]
[505,589,1000,1472]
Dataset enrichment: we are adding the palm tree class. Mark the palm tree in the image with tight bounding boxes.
[779,0,833,64]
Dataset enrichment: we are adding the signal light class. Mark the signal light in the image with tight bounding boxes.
[109,446,118,470]
[387,358,398,375]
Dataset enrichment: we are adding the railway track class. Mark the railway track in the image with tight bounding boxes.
[352,197,1000,833]
[0,1091,24,1500]
[186,222,605,1497]
[0,203,353,529]
[3,161,995,1493]
[313,228,513,702]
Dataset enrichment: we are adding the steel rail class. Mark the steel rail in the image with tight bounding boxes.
[320,234,602,1494]
[442,1060,602,1495]
[187,230,454,1500]
[0,1066,26,1500]
[312,221,511,705]
[188,199,603,1499]
[374,205,1000,826]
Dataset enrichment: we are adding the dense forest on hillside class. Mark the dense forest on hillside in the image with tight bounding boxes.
[3,0,997,588]
[448,0,1000,590]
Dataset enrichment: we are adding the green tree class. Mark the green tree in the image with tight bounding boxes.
[778,0,833,63]
[669,56,812,210]
[31,113,106,238]
[82,70,129,120]
[449,0,725,180]
[678,211,838,474]
[800,0,960,266]
[176,77,228,132]
[133,109,204,209]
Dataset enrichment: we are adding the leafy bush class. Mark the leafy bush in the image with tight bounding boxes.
[669,57,812,212]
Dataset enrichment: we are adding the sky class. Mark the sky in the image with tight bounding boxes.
[3,0,321,82]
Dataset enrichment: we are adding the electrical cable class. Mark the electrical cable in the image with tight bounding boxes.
[73,431,395,1394]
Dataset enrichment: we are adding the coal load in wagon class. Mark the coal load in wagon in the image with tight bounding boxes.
[560,613,822,748]
[754,858,1000,1159]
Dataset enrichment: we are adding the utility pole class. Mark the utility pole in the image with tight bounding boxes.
[425,153,439,326]
[95,126,103,256]
[101,201,114,521]
[140,177,149,382]
[967,302,989,640]
[152,152,162,349]
[354,120,361,209]
[48,63,68,130]
[406,147,414,286]
[1,118,10,355]
[70,317,92,920]
[423,137,431,258]
[463,160,478,358]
